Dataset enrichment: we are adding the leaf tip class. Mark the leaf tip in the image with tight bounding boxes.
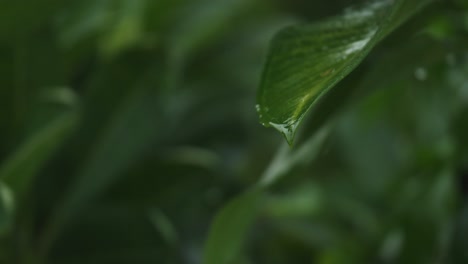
[269,120,299,146]
[256,104,300,145]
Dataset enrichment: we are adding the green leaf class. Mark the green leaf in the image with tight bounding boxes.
[43,71,165,251]
[260,125,330,187]
[100,0,147,57]
[0,110,78,200]
[57,0,114,47]
[0,182,14,237]
[169,0,253,59]
[203,188,263,264]
[257,0,433,144]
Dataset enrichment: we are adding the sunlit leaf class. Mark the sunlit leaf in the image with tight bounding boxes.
[257,0,433,144]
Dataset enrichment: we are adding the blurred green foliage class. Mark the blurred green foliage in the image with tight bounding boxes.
[0,0,467,264]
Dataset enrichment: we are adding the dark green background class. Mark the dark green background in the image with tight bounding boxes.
[0,0,467,263]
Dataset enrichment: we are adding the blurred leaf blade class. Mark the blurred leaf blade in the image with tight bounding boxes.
[47,76,164,248]
[260,125,330,187]
[100,0,147,57]
[257,0,433,144]
[0,182,14,237]
[170,0,253,59]
[203,188,263,264]
[0,110,78,200]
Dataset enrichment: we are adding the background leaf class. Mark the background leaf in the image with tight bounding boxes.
[0,109,78,201]
[0,182,14,237]
[203,188,263,264]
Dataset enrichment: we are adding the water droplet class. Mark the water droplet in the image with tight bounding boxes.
[269,120,300,146]
[414,67,428,81]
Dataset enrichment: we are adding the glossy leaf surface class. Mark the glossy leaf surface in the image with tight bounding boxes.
[257,0,433,144]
